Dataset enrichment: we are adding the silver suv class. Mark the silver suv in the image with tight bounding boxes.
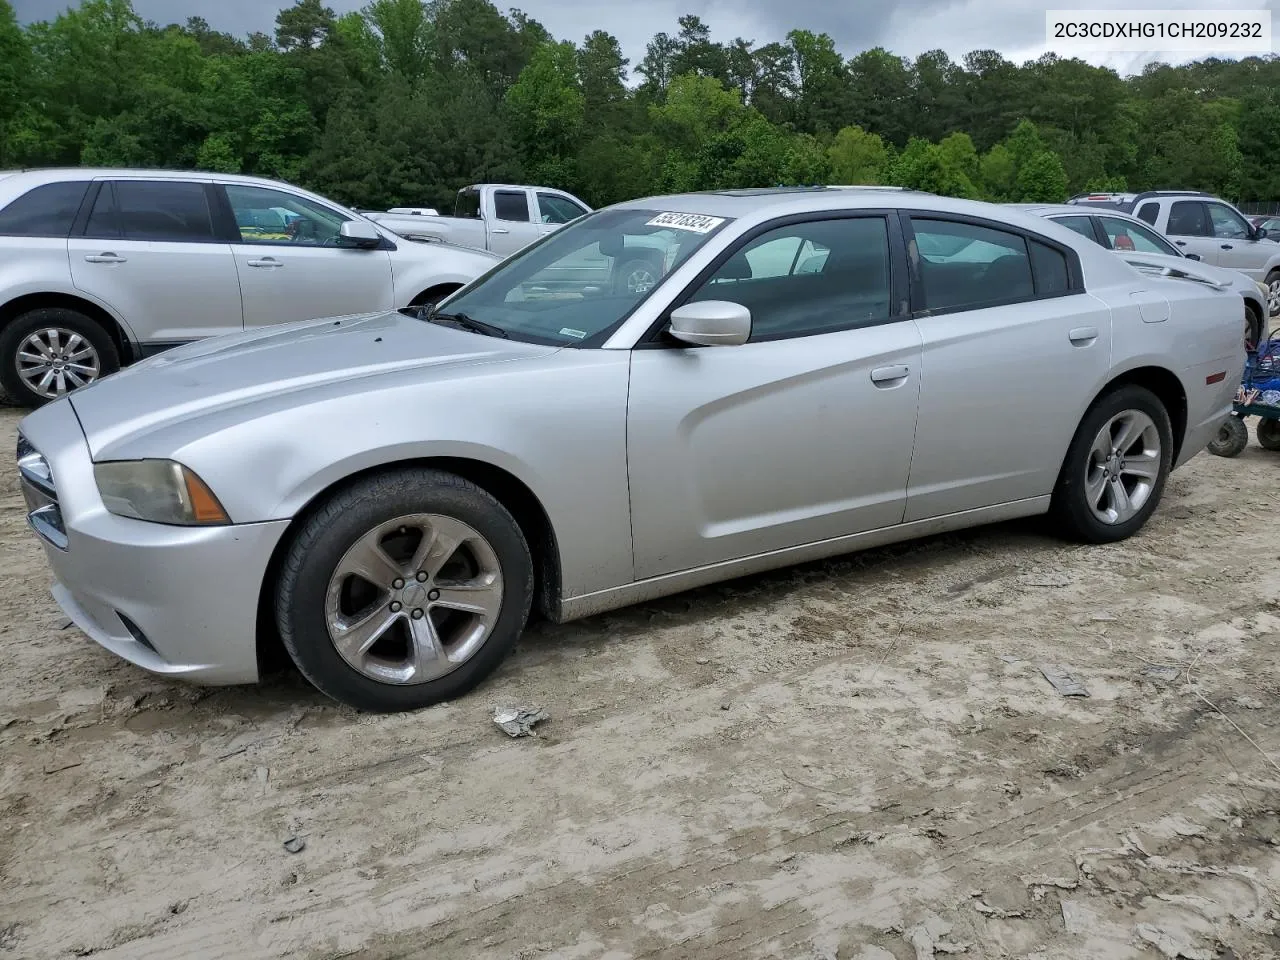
[0,169,500,407]
[1067,190,1280,315]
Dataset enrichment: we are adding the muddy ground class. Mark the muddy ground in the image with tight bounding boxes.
[1,404,1279,960]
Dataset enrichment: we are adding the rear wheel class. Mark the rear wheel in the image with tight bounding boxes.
[1208,416,1249,458]
[0,307,119,407]
[1267,269,1280,319]
[275,469,534,712]
[1051,385,1173,543]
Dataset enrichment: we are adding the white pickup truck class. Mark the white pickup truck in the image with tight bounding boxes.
[366,184,592,257]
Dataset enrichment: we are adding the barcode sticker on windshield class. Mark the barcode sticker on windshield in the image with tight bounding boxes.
[645,212,725,234]
[559,327,587,339]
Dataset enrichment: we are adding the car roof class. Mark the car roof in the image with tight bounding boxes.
[609,187,1062,230]
[1011,202,1152,225]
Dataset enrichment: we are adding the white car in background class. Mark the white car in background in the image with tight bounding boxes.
[0,169,500,407]
[1014,203,1272,350]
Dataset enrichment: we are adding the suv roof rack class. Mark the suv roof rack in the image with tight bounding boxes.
[1067,189,1216,205]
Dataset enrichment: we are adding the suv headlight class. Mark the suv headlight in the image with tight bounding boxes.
[94,460,230,526]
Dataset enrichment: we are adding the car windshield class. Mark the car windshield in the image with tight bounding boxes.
[434,207,733,346]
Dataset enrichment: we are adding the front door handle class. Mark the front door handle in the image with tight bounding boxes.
[1069,326,1099,345]
[870,365,910,385]
[247,258,283,268]
[491,228,510,235]
[84,253,126,264]
[1221,243,1234,250]
[1175,240,1187,246]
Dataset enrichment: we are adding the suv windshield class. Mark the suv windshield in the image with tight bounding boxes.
[435,207,732,346]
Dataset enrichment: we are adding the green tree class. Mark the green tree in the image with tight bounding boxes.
[827,125,888,184]
[1015,151,1069,202]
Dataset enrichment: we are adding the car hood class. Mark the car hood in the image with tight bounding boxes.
[69,311,556,458]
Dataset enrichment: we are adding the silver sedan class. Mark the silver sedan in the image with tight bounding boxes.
[16,187,1244,712]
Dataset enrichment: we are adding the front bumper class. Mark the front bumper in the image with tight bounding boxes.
[17,399,291,686]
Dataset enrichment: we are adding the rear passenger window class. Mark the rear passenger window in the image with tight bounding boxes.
[910,219,1034,312]
[87,181,217,243]
[492,191,530,222]
[1167,201,1209,237]
[1136,202,1159,225]
[1029,240,1070,294]
[0,181,89,238]
[1051,215,1096,243]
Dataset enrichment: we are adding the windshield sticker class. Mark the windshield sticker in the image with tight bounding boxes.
[559,327,587,339]
[645,212,725,234]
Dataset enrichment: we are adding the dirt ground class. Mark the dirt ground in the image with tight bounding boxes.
[2,405,1280,960]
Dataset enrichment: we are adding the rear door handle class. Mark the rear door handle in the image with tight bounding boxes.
[1069,326,1099,345]
[247,258,282,268]
[84,253,126,264]
[870,365,910,385]
[1221,243,1234,250]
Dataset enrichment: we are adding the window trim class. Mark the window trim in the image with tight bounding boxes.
[536,191,588,224]
[1205,201,1251,241]
[1167,200,1210,238]
[0,180,94,239]
[1046,213,1107,248]
[1094,214,1181,257]
[210,183,396,251]
[636,209,911,349]
[491,189,534,224]
[79,179,225,245]
[1135,202,1160,226]
[898,210,1085,319]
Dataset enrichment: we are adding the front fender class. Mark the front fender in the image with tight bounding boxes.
[167,351,635,598]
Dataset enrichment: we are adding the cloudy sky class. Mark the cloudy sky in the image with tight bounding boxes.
[12,0,1277,75]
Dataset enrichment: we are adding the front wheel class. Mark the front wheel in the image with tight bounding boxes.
[1051,385,1173,543]
[0,307,120,407]
[275,469,535,712]
[1266,270,1280,320]
[614,257,661,295]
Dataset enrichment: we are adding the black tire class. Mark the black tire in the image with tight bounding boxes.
[275,468,534,712]
[1246,303,1265,354]
[410,284,462,310]
[1257,417,1280,452]
[613,256,662,295]
[1208,416,1250,458]
[1051,385,1174,544]
[0,307,120,408]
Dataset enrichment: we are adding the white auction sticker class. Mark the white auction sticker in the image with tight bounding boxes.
[1046,9,1271,52]
[645,212,726,234]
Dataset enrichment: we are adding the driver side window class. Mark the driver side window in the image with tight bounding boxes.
[224,184,348,247]
[686,216,892,342]
[1207,203,1250,240]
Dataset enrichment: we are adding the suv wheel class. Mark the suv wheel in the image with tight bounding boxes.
[1266,270,1280,319]
[0,307,120,407]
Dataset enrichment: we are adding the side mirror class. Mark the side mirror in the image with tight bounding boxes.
[1255,226,1269,241]
[339,220,382,248]
[1186,253,1202,261]
[668,301,751,347]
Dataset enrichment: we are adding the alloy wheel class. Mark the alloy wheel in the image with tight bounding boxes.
[1085,410,1162,525]
[16,328,102,399]
[324,513,504,685]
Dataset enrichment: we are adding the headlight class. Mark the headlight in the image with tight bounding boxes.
[94,460,230,526]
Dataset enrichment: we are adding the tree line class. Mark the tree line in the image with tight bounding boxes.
[1,0,1277,214]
